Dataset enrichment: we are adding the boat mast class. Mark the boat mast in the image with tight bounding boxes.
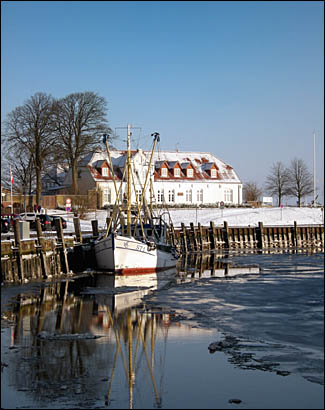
[127,124,132,236]
[132,132,160,234]
[150,178,153,217]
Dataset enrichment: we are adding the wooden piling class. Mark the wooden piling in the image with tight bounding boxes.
[197,223,203,252]
[91,219,99,239]
[257,222,264,249]
[209,221,216,250]
[223,221,229,249]
[190,222,198,252]
[181,223,188,254]
[36,218,48,278]
[169,223,176,248]
[215,226,223,248]
[13,219,24,282]
[54,217,69,274]
[73,217,83,243]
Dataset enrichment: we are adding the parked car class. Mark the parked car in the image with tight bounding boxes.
[50,216,67,230]
[1,217,10,233]
[30,214,53,231]
[19,212,37,222]
[1,213,22,227]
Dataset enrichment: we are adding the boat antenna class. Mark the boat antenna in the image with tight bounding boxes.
[103,133,119,200]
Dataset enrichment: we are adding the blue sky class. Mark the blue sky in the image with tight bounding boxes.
[1,1,324,202]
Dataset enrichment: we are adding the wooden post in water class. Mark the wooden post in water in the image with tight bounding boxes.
[257,222,264,249]
[209,221,216,250]
[190,222,198,252]
[55,217,69,274]
[169,223,176,248]
[36,218,48,278]
[197,223,203,252]
[91,219,99,239]
[73,217,83,243]
[105,217,111,236]
[293,221,299,248]
[181,223,188,254]
[13,219,24,282]
[223,221,229,249]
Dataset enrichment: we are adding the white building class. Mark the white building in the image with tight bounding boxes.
[63,149,242,207]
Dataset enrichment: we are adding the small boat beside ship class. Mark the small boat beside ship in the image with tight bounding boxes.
[94,125,178,274]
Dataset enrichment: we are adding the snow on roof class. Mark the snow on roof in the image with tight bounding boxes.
[92,160,107,168]
[150,151,240,182]
[180,162,191,169]
[83,149,241,183]
[166,161,178,169]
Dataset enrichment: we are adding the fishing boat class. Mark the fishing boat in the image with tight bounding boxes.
[94,125,178,274]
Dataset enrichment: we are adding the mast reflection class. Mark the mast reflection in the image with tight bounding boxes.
[3,254,261,408]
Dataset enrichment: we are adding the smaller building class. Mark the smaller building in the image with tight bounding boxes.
[42,165,69,195]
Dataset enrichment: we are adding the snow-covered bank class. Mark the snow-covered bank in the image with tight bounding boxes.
[49,206,324,232]
[167,206,324,228]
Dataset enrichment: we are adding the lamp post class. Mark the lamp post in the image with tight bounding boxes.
[313,131,316,207]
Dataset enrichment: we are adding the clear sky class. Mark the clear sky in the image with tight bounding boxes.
[1,1,324,202]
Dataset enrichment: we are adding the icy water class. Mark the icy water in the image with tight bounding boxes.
[1,250,324,409]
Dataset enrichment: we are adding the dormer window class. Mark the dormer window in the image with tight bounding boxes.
[161,167,168,177]
[211,169,217,178]
[174,168,180,177]
[102,167,109,177]
[187,169,193,178]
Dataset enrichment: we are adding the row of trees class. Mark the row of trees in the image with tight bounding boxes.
[2,91,315,208]
[1,91,113,204]
[244,159,314,207]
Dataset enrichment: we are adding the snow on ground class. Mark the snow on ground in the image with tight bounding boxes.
[47,206,324,233]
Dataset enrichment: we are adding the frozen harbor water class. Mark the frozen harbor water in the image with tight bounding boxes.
[147,251,324,385]
[1,250,324,409]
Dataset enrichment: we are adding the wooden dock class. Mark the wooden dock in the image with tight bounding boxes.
[1,218,324,284]
[168,221,324,253]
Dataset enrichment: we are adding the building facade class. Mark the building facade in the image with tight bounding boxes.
[62,149,243,207]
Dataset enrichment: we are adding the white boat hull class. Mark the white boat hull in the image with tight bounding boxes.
[94,233,177,274]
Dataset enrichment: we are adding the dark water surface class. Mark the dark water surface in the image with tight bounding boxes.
[1,251,324,409]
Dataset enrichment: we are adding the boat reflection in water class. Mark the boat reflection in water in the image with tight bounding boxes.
[2,256,260,409]
[2,268,187,408]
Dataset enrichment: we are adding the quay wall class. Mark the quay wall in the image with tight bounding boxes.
[169,221,324,253]
[1,217,324,284]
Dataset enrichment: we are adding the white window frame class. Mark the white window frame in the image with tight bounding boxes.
[186,189,192,203]
[161,167,167,177]
[103,188,111,204]
[197,189,203,202]
[224,189,233,203]
[168,189,175,203]
[187,168,193,178]
[102,167,109,177]
[211,169,217,178]
[174,168,180,177]
[157,189,164,203]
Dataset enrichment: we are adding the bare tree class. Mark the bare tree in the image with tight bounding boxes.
[3,92,56,204]
[264,161,290,206]
[243,181,263,202]
[53,91,111,194]
[287,158,313,206]
[2,145,36,210]
[2,143,35,190]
